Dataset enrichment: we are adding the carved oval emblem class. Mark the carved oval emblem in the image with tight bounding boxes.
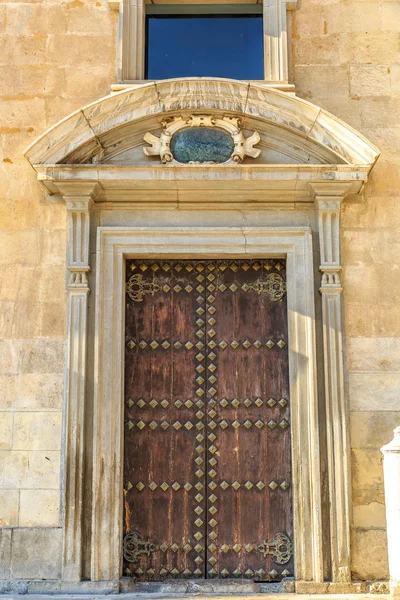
[170,127,235,164]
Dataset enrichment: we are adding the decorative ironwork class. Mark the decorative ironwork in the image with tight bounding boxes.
[126,274,160,303]
[248,273,286,302]
[257,533,293,565]
[123,531,157,563]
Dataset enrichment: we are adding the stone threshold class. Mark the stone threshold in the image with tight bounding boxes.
[0,594,391,600]
[0,578,390,597]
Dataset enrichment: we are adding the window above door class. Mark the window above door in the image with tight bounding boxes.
[145,5,263,81]
[109,0,299,91]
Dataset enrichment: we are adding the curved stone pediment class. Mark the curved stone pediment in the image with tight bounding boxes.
[25,78,379,168]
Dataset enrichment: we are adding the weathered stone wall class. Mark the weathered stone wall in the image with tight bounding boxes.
[292,0,399,581]
[0,0,398,583]
[0,0,116,578]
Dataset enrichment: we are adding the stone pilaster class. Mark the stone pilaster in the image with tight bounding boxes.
[263,0,289,83]
[58,184,97,582]
[382,427,400,599]
[311,183,352,584]
[122,0,145,81]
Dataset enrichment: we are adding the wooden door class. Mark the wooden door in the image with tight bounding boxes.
[124,259,293,581]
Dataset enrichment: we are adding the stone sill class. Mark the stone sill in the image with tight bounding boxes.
[110,81,296,95]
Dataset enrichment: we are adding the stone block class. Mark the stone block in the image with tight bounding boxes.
[339,32,400,65]
[350,65,391,98]
[294,65,350,100]
[0,450,60,489]
[345,301,400,338]
[11,527,62,579]
[343,230,400,267]
[293,34,341,66]
[344,263,400,305]
[351,411,400,449]
[0,529,12,579]
[0,230,42,267]
[13,412,62,451]
[0,265,65,303]
[323,3,381,34]
[47,34,114,67]
[347,337,400,372]
[292,5,326,37]
[353,483,385,508]
[0,411,13,449]
[360,97,400,129]
[20,338,65,374]
[390,64,400,95]
[19,66,66,97]
[63,66,113,99]
[0,490,19,527]
[367,158,400,195]
[0,373,63,411]
[5,4,68,35]
[67,5,113,34]
[382,1,400,32]
[351,528,389,580]
[353,502,387,529]
[343,194,400,231]
[0,34,47,67]
[19,489,59,527]
[0,299,66,338]
[0,98,46,131]
[352,448,383,488]
[349,373,400,411]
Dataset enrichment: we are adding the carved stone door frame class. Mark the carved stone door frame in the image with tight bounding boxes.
[89,225,322,583]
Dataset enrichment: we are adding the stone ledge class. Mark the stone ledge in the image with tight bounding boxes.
[0,580,390,597]
[295,581,390,595]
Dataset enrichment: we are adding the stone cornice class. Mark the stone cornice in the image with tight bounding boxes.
[35,163,370,207]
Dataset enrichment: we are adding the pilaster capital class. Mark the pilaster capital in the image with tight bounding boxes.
[63,184,98,293]
[57,182,102,203]
[312,183,349,294]
[309,182,353,206]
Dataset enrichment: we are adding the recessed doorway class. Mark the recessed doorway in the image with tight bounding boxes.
[123,258,293,582]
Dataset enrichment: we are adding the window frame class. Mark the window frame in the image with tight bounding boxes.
[113,0,297,86]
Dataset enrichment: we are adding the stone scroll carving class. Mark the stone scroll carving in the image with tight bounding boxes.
[143,115,261,165]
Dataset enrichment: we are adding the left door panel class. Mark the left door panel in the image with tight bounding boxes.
[123,260,207,580]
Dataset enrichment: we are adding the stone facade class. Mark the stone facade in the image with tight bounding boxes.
[0,0,398,588]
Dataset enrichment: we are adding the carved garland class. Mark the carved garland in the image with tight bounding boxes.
[143,115,261,164]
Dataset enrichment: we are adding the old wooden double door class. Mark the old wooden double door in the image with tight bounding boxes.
[124,259,293,581]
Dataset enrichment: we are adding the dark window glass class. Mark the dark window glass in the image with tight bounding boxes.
[145,15,263,80]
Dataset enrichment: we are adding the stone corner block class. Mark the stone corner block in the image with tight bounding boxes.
[11,527,62,580]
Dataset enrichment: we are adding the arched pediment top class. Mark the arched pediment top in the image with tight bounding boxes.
[25,78,379,169]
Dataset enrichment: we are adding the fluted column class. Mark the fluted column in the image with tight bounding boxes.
[59,184,97,581]
[382,427,400,599]
[311,183,352,583]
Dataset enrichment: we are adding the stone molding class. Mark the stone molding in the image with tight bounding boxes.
[23,79,380,168]
[91,226,323,582]
[109,0,299,84]
[310,182,353,584]
[59,183,98,582]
